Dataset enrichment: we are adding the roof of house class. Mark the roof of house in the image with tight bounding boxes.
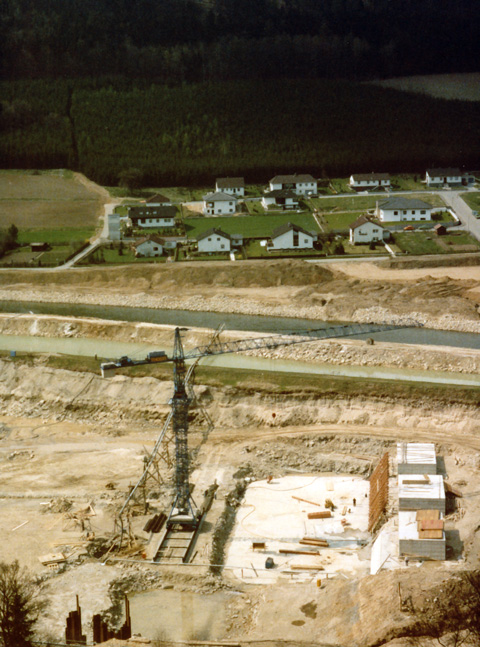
[427,168,462,177]
[203,191,238,202]
[197,228,231,242]
[350,214,384,230]
[263,189,298,199]
[129,205,177,219]
[434,223,447,230]
[351,173,390,182]
[133,235,165,248]
[378,197,432,210]
[271,222,315,239]
[145,193,171,203]
[216,177,245,188]
[270,174,316,184]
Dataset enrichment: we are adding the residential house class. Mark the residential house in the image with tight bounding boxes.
[270,222,316,250]
[349,215,384,244]
[30,242,50,252]
[133,235,164,257]
[425,168,463,187]
[128,205,177,229]
[349,173,390,191]
[215,177,245,197]
[262,190,299,210]
[377,198,432,222]
[145,193,172,206]
[202,192,237,215]
[268,174,317,195]
[197,228,231,253]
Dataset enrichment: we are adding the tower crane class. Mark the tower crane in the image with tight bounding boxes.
[101,320,420,533]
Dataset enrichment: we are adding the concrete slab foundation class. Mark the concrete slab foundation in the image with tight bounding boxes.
[226,475,371,584]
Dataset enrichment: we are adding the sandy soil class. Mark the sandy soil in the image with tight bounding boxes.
[0,258,480,334]
[1,346,480,644]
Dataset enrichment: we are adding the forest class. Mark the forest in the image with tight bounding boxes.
[1,78,479,186]
[1,0,479,83]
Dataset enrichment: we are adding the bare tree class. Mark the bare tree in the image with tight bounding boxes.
[408,571,480,647]
[0,561,44,647]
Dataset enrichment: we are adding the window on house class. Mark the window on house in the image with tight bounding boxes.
[421,210,426,214]
[216,237,220,241]
[293,233,299,246]
[208,237,212,241]
[403,210,407,214]
[412,211,416,214]
[394,211,398,215]
[221,244,225,249]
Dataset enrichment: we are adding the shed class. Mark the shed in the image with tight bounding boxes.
[30,242,50,252]
[434,223,447,236]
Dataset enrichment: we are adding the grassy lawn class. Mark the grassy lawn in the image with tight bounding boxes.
[460,192,480,213]
[382,211,454,227]
[177,247,232,261]
[393,231,480,255]
[183,213,319,239]
[17,228,94,245]
[308,192,444,212]
[343,241,387,255]
[245,185,266,197]
[328,178,351,194]
[390,174,426,191]
[244,200,266,215]
[38,246,72,265]
[319,211,364,231]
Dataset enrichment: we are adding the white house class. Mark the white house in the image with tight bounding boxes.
[268,174,317,195]
[349,215,385,244]
[426,168,463,187]
[215,177,245,197]
[377,198,432,222]
[145,193,172,206]
[349,173,390,191]
[202,192,237,215]
[270,222,316,250]
[262,190,299,210]
[197,228,231,253]
[128,205,176,229]
[133,235,164,257]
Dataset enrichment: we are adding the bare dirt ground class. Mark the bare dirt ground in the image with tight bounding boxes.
[1,339,480,645]
[0,171,106,229]
[1,234,480,643]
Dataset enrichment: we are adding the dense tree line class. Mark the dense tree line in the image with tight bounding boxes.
[1,78,478,186]
[0,0,479,82]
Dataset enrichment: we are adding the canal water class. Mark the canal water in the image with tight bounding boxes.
[0,300,479,350]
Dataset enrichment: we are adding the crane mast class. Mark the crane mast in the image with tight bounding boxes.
[101,320,421,532]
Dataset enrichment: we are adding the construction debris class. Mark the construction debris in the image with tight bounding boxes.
[307,510,332,519]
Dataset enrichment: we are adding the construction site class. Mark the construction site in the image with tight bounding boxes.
[0,254,480,645]
[0,311,479,647]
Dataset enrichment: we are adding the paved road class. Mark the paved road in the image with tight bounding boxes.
[440,190,480,240]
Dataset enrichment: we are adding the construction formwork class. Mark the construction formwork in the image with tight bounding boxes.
[368,452,389,532]
[398,510,446,560]
[398,474,445,513]
[397,442,437,475]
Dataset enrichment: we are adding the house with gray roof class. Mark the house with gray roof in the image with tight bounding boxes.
[349,215,385,244]
[128,204,176,229]
[202,192,238,215]
[197,228,231,253]
[268,174,317,195]
[426,168,462,187]
[262,189,299,210]
[376,198,432,222]
[215,177,245,197]
[133,234,164,257]
[349,173,390,191]
[270,222,316,250]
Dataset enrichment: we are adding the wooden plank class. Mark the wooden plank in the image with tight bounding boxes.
[418,519,444,530]
[279,549,320,556]
[444,482,463,497]
[252,542,266,550]
[300,539,329,547]
[292,495,322,507]
[290,564,324,570]
[416,509,440,521]
[307,511,331,519]
[418,530,443,539]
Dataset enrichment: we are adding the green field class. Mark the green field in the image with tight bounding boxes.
[393,231,480,255]
[183,213,319,239]
[319,211,364,231]
[461,192,480,213]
